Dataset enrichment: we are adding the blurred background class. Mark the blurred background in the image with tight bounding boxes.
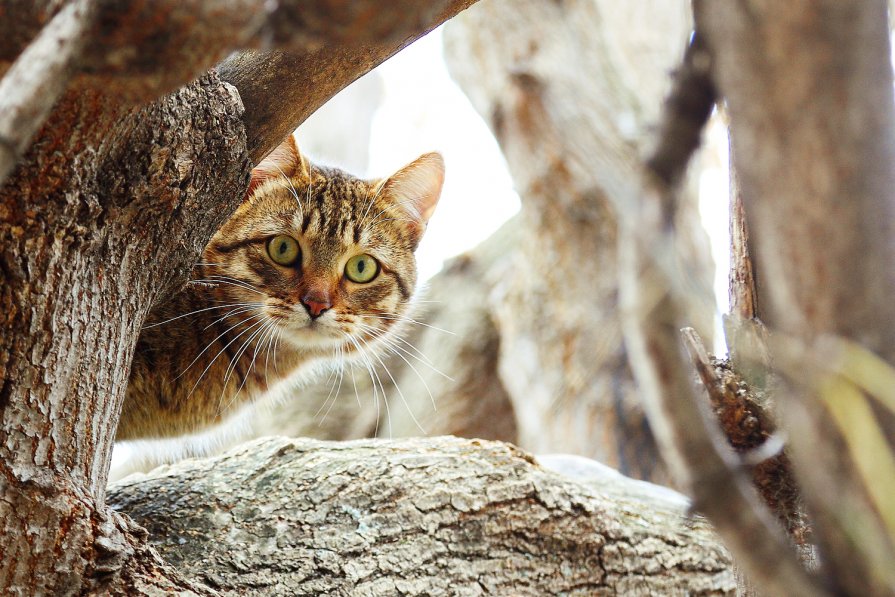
[114,1,732,487]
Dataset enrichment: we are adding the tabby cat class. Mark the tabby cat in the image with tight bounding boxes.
[119,136,444,440]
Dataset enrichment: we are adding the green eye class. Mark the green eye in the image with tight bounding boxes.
[345,254,379,283]
[266,235,300,266]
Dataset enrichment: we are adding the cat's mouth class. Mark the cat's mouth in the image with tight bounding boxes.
[274,314,345,349]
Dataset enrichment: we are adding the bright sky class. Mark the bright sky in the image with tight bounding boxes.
[368,28,521,280]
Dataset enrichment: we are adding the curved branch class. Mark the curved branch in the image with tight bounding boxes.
[0,0,478,182]
[219,2,477,163]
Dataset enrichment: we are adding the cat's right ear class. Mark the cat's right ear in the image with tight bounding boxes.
[247,135,310,198]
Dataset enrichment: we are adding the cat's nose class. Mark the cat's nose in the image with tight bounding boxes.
[301,293,332,319]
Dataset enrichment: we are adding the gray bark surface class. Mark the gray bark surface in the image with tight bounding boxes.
[109,436,735,596]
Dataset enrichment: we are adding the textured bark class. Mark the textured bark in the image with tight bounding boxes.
[441,0,714,484]
[0,73,249,595]
[0,2,479,593]
[681,329,809,551]
[699,1,895,593]
[109,436,736,596]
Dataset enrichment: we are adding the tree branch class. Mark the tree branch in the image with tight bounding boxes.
[0,0,478,183]
[109,436,736,595]
[618,35,829,596]
[699,1,895,592]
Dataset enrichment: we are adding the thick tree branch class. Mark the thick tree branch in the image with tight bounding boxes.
[219,3,477,163]
[109,436,736,595]
[0,0,477,183]
[618,36,829,596]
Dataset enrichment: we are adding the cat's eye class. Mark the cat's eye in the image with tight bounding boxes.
[345,254,379,283]
[266,235,301,266]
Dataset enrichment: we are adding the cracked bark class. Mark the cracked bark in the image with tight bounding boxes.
[109,436,736,596]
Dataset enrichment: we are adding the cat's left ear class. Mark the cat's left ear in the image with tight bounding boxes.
[381,152,445,246]
[247,135,311,198]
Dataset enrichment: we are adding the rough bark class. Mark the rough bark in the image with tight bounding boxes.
[0,2,478,593]
[700,1,895,593]
[441,0,714,484]
[681,329,809,551]
[108,436,736,596]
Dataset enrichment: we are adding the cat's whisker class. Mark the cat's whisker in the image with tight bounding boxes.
[176,311,264,381]
[261,321,281,387]
[354,324,443,413]
[349,358,362,408]
[191,277,267,298]
[217,317,275,416]
[339,331,364,409]
[142,301,265,329]
[360,327,439,413]
[313,355,342,421]
[252,319,279,388]
[272,325,282,376]
[368,313,457,336]
[347,334,385,438]
[238,319,279,396]
[181,314,267,402]
[357,334,426,435]
[318,348,346,426]
[205,274,268,296]
[354,322,451,380]
[203,305,263,331]
[355,322,446,373]
[390,334,438,367]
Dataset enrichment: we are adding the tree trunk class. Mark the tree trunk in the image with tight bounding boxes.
[0,2,477,593]
[699,1,895,593]
[441,0,714,484]
[108,436,736,596]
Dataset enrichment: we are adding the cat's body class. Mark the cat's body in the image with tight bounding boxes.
[120,137,444,440]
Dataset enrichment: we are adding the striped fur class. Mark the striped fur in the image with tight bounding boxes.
[120,138,443,440]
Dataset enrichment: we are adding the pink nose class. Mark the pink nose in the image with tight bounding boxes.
[301,293,332,318]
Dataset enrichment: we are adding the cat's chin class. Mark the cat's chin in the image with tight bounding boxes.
[278,322,345,351]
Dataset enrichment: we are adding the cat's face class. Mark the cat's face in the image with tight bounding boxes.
[201,136,443,356]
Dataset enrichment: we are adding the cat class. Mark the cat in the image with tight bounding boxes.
[118,135,444,441]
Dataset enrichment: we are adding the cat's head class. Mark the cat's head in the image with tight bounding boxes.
[202,135,443,354]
